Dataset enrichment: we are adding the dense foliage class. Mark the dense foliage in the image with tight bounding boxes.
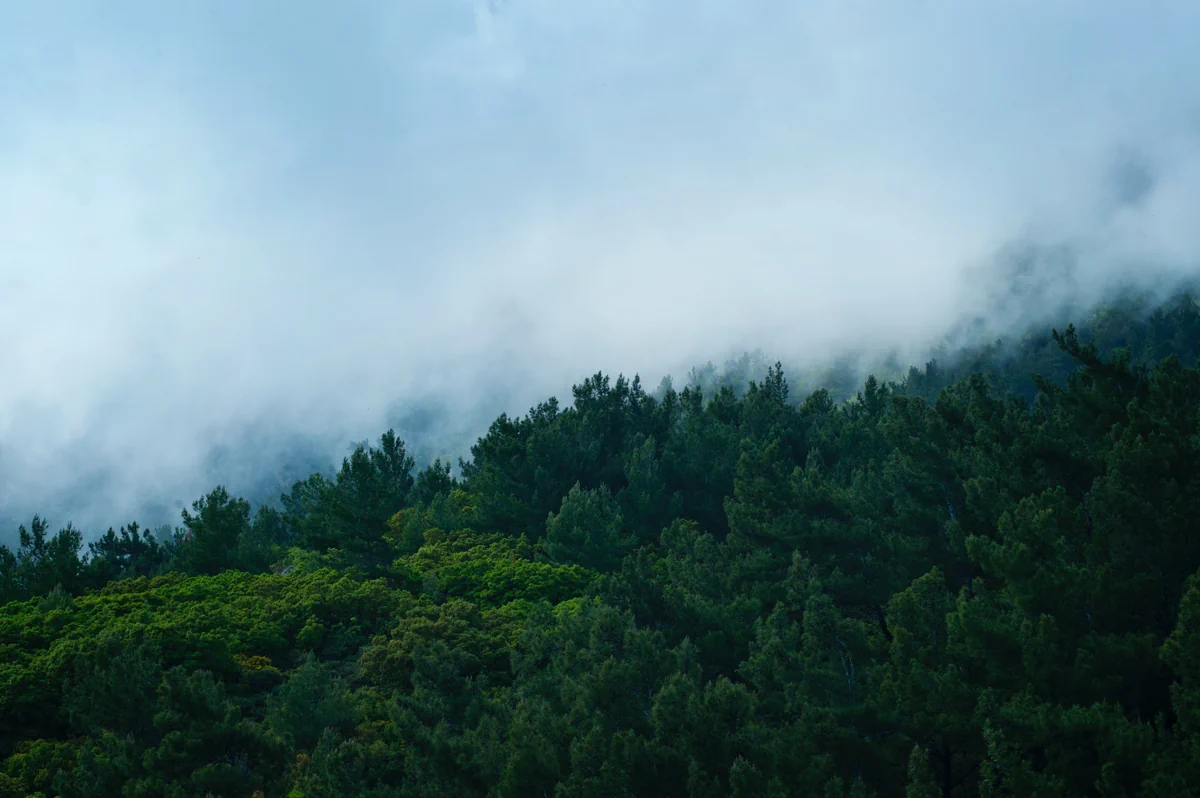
[2,293,1199,797]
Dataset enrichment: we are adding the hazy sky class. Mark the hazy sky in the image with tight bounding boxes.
[3,1,1200,534]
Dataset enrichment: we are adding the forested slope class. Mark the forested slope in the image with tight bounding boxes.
[1,294,1199,797]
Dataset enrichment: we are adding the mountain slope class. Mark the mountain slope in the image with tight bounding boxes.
[0,291,1199,796]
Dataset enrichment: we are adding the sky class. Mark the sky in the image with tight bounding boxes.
[3,0,1200,536]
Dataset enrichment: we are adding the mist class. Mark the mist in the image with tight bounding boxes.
[3,0,1200,538]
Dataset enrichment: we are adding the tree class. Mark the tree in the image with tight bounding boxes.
[325,430,415,571]
[265,655,358,751]
[175,487,251,576]
[84,522,167,585]
[411,458,457,507]
[63,634,162,740]
[616,435,681,544]
[905,745,939,798]
[0,516,85,600]
[544,483,631,572]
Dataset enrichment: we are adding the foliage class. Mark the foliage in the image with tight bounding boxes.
[1,291,1199,795]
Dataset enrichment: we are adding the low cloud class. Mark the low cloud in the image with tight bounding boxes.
[2,1,1199,537]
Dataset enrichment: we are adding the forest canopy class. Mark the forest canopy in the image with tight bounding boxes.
[1,290,1199,797]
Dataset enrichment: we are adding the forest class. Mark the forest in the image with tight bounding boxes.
[1,289,1199,797]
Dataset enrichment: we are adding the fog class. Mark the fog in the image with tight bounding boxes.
[3,1,1200,538]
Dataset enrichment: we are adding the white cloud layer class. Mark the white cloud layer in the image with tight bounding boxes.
[2,1,1199,534]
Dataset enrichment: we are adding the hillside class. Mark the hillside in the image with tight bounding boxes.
[1,293,1199,797]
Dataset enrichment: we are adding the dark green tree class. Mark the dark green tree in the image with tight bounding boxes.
[174,486,251,576]
[544,483,631,572]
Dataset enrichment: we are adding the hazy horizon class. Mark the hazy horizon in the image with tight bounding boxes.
[4,1,1200,538]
